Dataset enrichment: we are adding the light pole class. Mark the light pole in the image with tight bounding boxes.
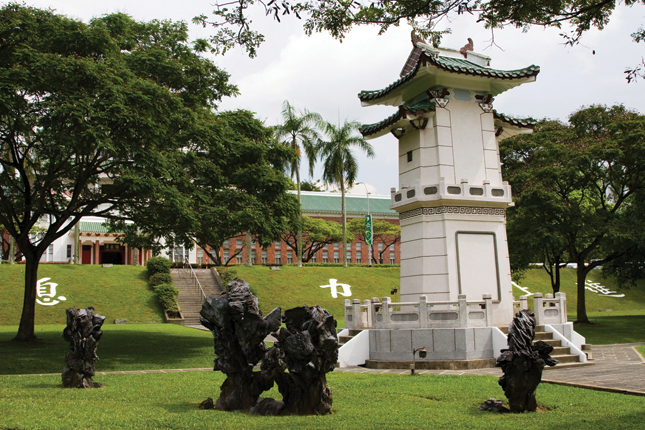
[356,182,372,267]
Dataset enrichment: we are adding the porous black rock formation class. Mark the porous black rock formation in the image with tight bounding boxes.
[61,307,105,388]
[478,398,509,413]
[496,309,557,412]
[199,278,282,412]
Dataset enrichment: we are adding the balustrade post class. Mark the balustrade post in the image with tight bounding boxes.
[520,295,528,311]
[419,295,428,327]
[352,299,361,329]
[458,294,468,327]
[371,297,380,329]
[363,299,372,329]
[483,294,493,327]
[382,297,392,326]
[344,299,352,330]
[533,293,544,326]
[555,292,567,323]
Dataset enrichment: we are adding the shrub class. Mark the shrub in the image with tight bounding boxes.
[149,272,173,287]
[153,283,180,314]
[219,268,237,287]
[147,257,172,276]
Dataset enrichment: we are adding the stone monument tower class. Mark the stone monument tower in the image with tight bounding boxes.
[359,35,539,326]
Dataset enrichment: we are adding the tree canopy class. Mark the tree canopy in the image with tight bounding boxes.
[281,215,352,262]
[348,218,400,264]
[500,105,645,323]
[0,5,297,340]
[196,0,644,80]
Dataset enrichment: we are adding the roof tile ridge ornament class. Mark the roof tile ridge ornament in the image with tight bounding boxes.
[411,30,426,47]
[427,88,450,108]
[459,38,474,58]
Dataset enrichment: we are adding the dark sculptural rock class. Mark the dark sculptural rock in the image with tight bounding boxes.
[496,309,557,412]
[61,307,105,388]
[272,305,338,415]
[200,277,339,416]
[479,398,509,413]
[200,278,282,412]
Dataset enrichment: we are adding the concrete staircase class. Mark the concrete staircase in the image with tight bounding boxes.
[500,325,583,366]
[339,329,362,347]
[171,269,222,328]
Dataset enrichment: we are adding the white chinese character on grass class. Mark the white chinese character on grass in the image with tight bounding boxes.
[584,280,625,298]
[36,277,67,306]
[319,279,352,299]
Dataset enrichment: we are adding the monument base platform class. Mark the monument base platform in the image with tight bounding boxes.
[365,358,496,370]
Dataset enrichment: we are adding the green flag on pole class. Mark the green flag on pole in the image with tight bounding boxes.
[365,214,373,246]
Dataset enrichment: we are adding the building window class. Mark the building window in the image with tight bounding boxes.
[378,243,384,251]
[275,241,281,248]
[67,244,72,260]
[223,249,229,262]
[275,250,282,265]
[346,251,352,264]
[252,240,257,248]
[251,250,256,265]
[287,250,293,264]
[356,251,362,264]
[334,251,340,263]
[173,247,185,263]
[48,244,54,262]
[261,250,267,264]
[197,248,204,265]
[236,239,243,248]
[334,243,339,249]
[311,252,317,263]
[223,240,229,248]
[356,242,361,250]
[407,150,413,162]
[236,252,243,264]
[322,250,328,263]
[390,251,395,264]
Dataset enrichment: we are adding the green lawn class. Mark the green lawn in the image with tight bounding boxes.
[0,324,214,375]
[224,265,400,325]
[0,372,643,429]
[0,264,163,326]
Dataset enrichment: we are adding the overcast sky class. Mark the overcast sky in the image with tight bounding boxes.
[30,0,645,195]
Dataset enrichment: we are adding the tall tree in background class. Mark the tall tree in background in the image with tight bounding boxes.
[317,120,374,268]
[500,105,645,323]
[0,6,238,341]
[274,101,322,267]
[348,218,400,264]
[196,0,644,81]
[281,216,351,263]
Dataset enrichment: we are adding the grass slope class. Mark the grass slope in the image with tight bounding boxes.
[1,372,643,429]
[224,266,400,324]
[0,265,164,326]
[0,324,214,375]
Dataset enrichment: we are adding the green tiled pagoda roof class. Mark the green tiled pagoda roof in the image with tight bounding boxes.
[359,99,436,137]
[79,221,122,234]
[493,110,537,128]
[300,193,396,216]
[358,43,540,104]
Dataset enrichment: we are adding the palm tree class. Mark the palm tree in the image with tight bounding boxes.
[317,119,375,267]
[274,101,321,267]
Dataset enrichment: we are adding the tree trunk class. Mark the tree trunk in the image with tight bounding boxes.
[296,160,303,268]
[553,257,561,294]
[9,235,15,264]
[246,232,252,266]
[576,262,590,324]
[341,181,347,268]
[15,250,42,341]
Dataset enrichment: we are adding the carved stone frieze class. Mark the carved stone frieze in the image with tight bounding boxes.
[399,206,506,220]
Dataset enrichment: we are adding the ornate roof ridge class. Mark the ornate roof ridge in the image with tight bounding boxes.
[493,110,537,128]
[360,100,436,137]
[359,61,421,102]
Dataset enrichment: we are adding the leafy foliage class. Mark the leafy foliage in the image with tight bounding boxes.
[153,283,181,314]
[348,218,400,264]
[281,216,352,262]
[149,272,174,287]
[146,257,173,277]
[197,0,644,81]
[501,105,645,323]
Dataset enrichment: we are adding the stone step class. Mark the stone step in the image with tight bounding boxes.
[550,354,581,364]
[550,346,571,355]
[536,339,561,347]
[534,331,553,341]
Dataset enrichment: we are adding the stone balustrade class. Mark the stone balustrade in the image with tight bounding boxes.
[513,292,567,325]
[345,294,494,330]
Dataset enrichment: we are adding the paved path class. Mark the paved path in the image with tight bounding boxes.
[6,343,645,396]
[335,343,645,396]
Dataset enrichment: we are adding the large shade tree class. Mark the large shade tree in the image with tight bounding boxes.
[281,215,350,263]
[0,5,296,341]
[500,105,645,323]
[317,120,374,268]
[274,101,322,267]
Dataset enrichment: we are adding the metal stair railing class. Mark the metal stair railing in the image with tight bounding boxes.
[182,256,206,301]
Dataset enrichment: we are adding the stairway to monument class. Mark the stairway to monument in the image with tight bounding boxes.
[338,330,362,347]
[171,269,221,328]
[499,325,583,366]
